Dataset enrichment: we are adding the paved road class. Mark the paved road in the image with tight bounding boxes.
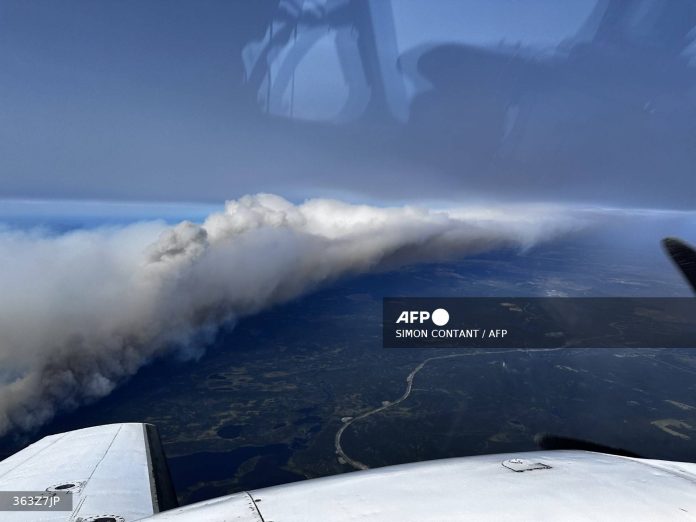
[334,348,561,470]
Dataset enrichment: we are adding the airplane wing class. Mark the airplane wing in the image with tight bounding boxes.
[663,237,696,293]
[0,423,177,521]
[142,450,696,521]
[1,429,696,521]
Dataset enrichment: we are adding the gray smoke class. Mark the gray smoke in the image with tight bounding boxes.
[0,194,582,434]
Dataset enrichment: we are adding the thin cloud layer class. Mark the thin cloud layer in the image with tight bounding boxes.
[0,194,581,435]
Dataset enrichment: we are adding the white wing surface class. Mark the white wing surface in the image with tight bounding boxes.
[5,423,696,521]
[0,423,176,522]
[144,450,696,521]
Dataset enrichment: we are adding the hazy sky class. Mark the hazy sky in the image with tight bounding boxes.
[1,0,694,209]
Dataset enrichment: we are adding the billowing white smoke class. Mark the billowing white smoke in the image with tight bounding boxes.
[0,194,581,435]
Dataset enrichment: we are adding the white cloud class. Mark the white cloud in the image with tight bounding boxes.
[0,194,581,434]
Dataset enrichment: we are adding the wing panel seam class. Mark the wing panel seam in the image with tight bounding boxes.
[84,424,123,483]
[245,492,266,522]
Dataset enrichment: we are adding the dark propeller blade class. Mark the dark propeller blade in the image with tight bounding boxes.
[662,237,696,294]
